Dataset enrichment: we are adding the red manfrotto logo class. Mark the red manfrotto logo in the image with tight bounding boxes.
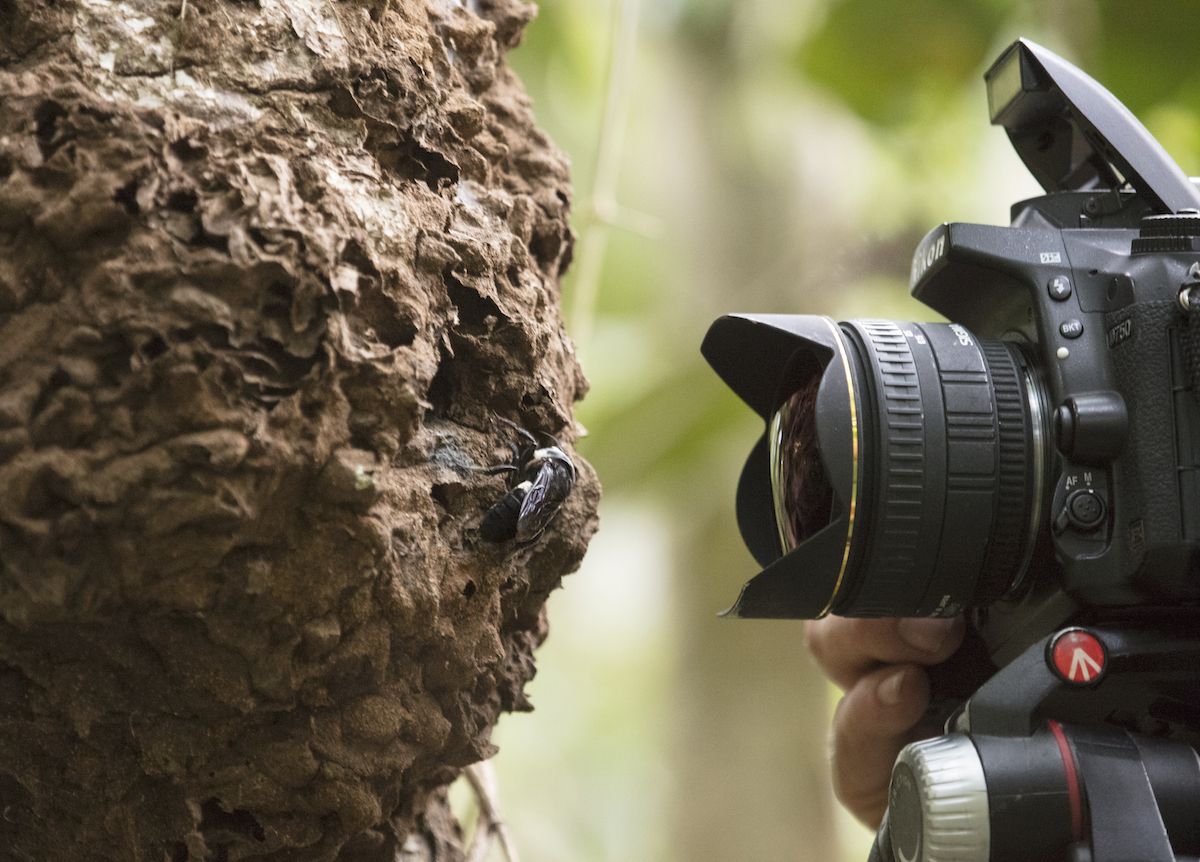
[1048,628,1108,686]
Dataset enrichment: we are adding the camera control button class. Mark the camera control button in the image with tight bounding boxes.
[1047,276,1072,300]
[1065,488,1105,530]
[1059,319,1084,339]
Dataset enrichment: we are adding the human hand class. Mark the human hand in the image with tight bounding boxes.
[804,616,965,828]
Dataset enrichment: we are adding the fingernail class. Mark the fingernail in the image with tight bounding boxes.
[878,667,907,707]
[897,617,956,654]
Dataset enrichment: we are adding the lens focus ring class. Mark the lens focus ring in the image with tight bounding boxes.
[855,321,928,615]
[827,321,1044,617]
[976,342,1035,602]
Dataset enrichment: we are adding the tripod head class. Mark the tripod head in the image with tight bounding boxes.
[874,622,1200,862]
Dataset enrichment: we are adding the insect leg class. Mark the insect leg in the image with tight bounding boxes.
[477,463,519,475]
[496,416,538,447]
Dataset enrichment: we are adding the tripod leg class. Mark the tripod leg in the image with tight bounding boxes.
[1070,726,1176,862]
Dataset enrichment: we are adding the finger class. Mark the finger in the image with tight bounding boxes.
[830,663,930,829]
[805,616,964,690]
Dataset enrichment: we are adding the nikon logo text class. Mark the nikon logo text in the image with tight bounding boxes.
[910,230,947,286]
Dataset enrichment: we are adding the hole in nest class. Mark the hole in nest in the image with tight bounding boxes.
[426,347,456,418]
[260,281,293,317]
[170,138,206,161]
[167,189,198,212]
[113,178,140,215]
[353,281,417,348]
[371,136,459,191]
[0,155,12,180]
[199,797,265,843]
[369,317,417,350]
[462,579,477,598]
[196,231,230,254]
[446,277,502,330]
[430,483,457,510]
[140,335,168,361]
[529,229,564,269]
[34,100,67,160]
[341,240,381,279]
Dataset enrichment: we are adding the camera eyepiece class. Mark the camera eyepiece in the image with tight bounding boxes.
[702,315,1049,619]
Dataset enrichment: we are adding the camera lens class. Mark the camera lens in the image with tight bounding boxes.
[700,313,1049,619]
[767,319,1048,617]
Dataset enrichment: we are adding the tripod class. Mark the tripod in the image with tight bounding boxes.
[870,623,1200,862]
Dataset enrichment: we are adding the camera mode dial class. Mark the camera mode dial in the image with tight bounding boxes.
[1133,210,1200,254]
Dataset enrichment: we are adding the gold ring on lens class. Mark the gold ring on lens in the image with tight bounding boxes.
[816,317,859,617]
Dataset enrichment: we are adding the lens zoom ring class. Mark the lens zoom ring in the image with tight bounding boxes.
[976,341,1031,602]
[857,321,924,614]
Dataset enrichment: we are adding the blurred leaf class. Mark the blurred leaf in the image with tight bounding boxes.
[1086,0,1200,173]
[1090,0,1200,115]
[578,351,754,492]
[509,0,608,190]
[795,0,1008,125]
[675,0,738,56]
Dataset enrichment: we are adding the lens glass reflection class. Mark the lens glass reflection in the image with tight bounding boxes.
[770,374,834,551]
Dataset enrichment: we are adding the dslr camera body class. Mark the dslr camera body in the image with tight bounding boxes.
[704,40,1200,862]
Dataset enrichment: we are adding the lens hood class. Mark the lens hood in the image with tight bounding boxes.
[702,314,862,618]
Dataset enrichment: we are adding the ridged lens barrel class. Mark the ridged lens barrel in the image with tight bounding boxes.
[780,320,1046,616]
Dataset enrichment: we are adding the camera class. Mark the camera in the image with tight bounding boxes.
[703,39,1200,862]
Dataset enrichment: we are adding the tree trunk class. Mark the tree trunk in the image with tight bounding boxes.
[0,1,598,859]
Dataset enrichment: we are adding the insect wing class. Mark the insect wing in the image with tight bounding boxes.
[515,461,573,541]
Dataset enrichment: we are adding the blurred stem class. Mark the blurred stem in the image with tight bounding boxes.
[464,762,520,862]
[569,0,641,359]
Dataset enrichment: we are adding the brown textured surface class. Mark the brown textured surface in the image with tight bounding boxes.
[0,1,598,859]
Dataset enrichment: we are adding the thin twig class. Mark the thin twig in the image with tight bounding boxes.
[464,820,493,862]
[180,0,189,19]
[464,762,520,862]
[568,0,643,358]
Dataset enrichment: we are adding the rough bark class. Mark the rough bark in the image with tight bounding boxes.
[0,1,598,859]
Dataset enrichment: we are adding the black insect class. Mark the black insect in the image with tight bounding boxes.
[480,418,576,545]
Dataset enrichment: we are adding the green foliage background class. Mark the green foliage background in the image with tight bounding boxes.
[464,2,1200,860]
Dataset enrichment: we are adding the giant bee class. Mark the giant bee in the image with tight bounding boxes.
[480,418,576,545]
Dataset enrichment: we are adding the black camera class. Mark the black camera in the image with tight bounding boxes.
[703,39,1200,862]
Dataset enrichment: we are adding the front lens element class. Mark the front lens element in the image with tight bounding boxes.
[770,375,834,551]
